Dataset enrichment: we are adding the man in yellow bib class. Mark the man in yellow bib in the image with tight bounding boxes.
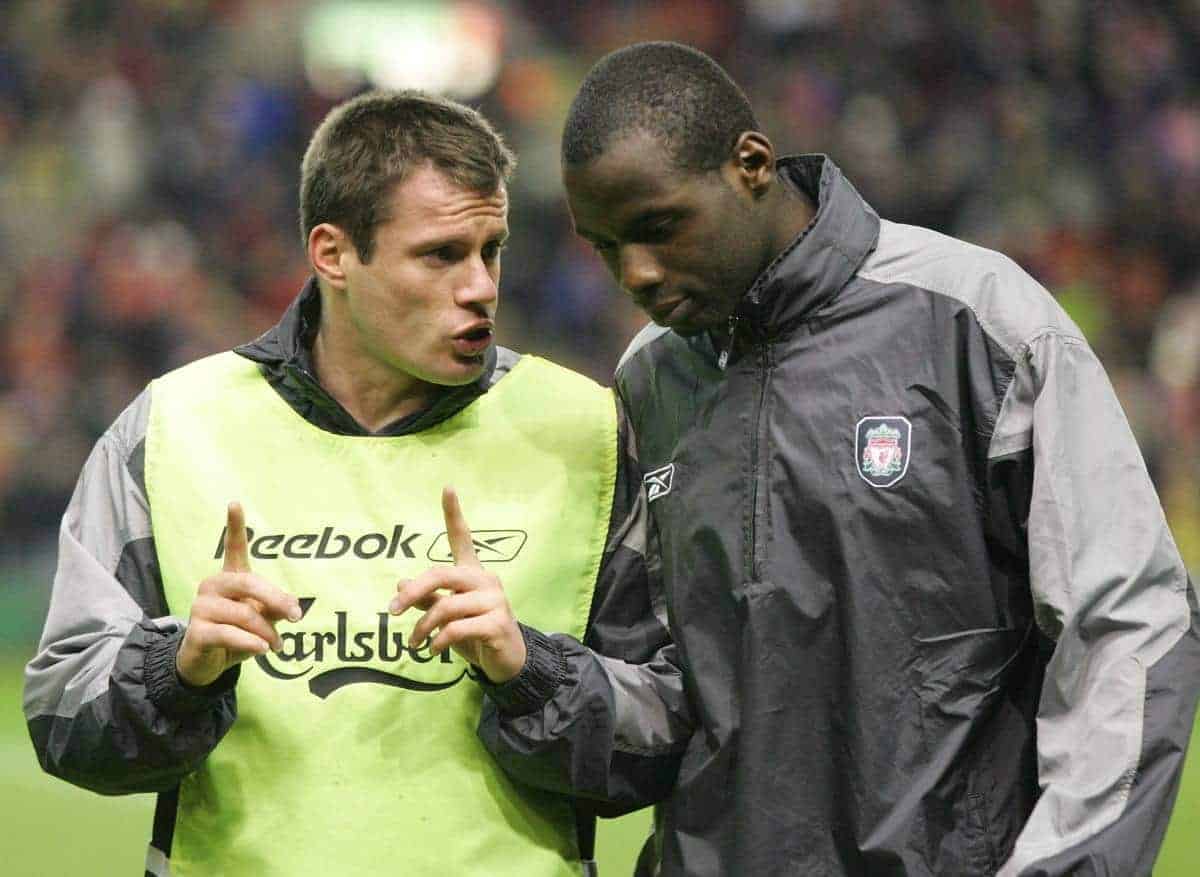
[24,90,689,875]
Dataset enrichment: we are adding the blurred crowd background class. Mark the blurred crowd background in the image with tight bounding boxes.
[2,0,1200,647]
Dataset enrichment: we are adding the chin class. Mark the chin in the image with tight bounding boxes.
[671,313,725,337]
[440,356,488,384]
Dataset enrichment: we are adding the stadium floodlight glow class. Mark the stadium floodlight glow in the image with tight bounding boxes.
[303,0,504,99]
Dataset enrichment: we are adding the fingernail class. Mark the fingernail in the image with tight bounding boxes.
[388,598,402,615]
[288,606,302,622]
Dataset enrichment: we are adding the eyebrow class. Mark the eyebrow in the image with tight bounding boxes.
[410,229,510,251]
[619,207,683,241]
[628,207,680,228]
[577,207,680,244]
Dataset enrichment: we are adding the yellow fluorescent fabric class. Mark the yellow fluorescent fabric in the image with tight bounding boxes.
[145,351,617,876]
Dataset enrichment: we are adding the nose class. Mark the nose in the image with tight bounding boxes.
[617,244,664,298]
[455,255,499,310]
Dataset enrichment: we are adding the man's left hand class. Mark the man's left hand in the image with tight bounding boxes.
[388,487,527,683]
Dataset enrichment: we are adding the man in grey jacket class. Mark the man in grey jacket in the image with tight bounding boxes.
[459,41,1200,876]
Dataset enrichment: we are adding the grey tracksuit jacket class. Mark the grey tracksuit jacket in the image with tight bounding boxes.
[480,156,1200,876]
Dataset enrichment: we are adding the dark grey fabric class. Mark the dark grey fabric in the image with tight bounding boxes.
[114,536,167,618]
[483,624,568,716]
[128,437,147,498]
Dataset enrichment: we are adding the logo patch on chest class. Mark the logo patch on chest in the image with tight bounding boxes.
[644,463,676,502]
[856,416,911,487]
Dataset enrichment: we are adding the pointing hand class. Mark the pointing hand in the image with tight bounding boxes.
[388,487,526,683]
[176,502,303,688]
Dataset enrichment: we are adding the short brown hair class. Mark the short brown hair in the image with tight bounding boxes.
[300,90,515,262]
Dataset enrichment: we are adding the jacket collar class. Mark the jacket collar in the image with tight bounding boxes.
[235,277,498,436]
[739,154,880,335]
[237,275,321,370]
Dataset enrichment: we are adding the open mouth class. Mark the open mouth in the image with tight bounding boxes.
[451,323,494,357]
[460,326,492,342]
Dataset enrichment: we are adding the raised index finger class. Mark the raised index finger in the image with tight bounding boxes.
[442,486,481,569]
[223,501,251,573]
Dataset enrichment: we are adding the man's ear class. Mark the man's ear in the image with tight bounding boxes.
[727,131,776,198]
[308,223,352,291]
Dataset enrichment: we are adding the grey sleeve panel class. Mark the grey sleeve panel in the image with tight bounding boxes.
[616,322,672,373]
[594,638,690,757]
[991,333,1199,875]
[859,220,1085,364]
[23,387,237,794]
[488,346,522,385]
[76,388,154,583]
[1010,585,1200,877]
[479,399,690,807]
[25,389,157,719]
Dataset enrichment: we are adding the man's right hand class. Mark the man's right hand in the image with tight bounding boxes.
[176,502,302,688]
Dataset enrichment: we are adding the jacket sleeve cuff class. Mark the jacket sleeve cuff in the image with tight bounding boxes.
[144,626,240,717]
[476,623,566,717]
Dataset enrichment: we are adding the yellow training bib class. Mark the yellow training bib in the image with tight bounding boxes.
[146,351,617,876]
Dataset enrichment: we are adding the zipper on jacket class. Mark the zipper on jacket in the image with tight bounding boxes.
[746,341,772,581]
[718,315,739,370]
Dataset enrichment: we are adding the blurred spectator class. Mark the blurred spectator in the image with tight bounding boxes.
[1,0,1198,577]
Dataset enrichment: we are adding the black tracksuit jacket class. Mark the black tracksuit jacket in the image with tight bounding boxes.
[482,156,1200,876]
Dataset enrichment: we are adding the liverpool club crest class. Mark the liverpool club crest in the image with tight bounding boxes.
[856,416,911,488]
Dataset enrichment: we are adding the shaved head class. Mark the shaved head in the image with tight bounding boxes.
[562,41,759,172]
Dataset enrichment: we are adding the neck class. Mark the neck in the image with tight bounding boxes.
[714,183,817,341]
[772,183,816,257]
[311,317,435,434]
